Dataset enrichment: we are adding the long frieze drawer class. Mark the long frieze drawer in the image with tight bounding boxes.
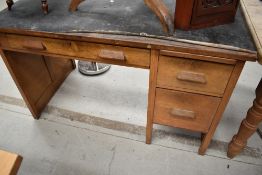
[154,88,221,133]
[0,34,150,68]
[157,56,234,96]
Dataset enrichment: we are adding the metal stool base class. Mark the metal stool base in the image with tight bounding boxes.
[78,61,111,75]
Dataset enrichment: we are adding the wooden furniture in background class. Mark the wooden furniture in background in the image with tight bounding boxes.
[69,0,174,34]
[228,79,262,158]
[227,0,262,158]
[175,0,240,30]
[41,0,48,14]
[6,0,13,11]
[69,0,84,12]
[6,0,48,14]
[143,0,173,34]
[0,150,23,175]
[6,0,243,33]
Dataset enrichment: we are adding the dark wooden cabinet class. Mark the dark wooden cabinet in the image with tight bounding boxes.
[175,0,240,30]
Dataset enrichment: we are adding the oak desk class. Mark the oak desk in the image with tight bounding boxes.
[0,0,258,155]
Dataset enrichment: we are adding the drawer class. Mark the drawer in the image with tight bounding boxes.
[157,56,234,96]
[154,88,221,133]
[0,34,150,68]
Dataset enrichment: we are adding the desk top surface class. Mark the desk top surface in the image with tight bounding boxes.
[0,0,256,51]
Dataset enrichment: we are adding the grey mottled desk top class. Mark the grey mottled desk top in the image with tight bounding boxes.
[0,0,256,50]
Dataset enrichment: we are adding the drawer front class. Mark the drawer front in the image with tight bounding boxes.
[0,34,150,68]
[154,88,221,132]
[157,56,234,96]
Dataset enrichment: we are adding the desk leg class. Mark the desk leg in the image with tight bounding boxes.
[0,50,75,119]
[6,0,14,11]
[198,61,245,155]
[146,50,159,144]
[41,0,48,14]
[227,79,262,158]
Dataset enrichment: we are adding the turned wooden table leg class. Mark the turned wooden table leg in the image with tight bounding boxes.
[227,79,262,158]
[41,0,48,14]
[6,0,14,11]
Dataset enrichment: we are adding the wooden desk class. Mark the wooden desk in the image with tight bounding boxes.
[0,150,23,175]
[227,0,262,158]
[0,0,257,155]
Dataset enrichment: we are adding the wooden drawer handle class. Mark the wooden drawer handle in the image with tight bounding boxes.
[98,49,125,61]
[176,71,207,84]
[22,40,46,51]
[170,108,196,120]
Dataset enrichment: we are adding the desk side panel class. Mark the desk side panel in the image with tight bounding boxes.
[0,50,75,118]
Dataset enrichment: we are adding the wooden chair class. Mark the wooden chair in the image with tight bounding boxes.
[68,0,174,34]
[6,0,48,14]
[6,0,173,34]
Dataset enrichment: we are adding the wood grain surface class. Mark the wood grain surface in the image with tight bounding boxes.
[0,150,22,175]
[241,0,262,63]
[154,88,221,133]
[157,56,234,97]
